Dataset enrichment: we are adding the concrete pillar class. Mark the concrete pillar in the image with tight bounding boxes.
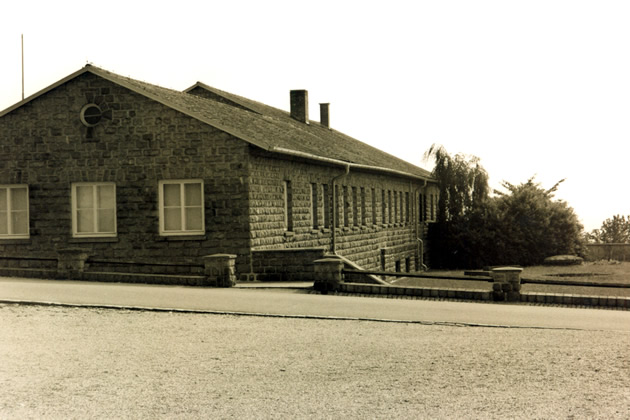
[491,267,523,302]
[57,249,89,279]
[202,254,237,287]
[313,257,344,294]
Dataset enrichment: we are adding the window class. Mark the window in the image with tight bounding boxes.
[388,190,393,224]
[335,185,341,228]
[0,185,29,239]
[381,189,387,225]
[343,186,350,228]
[159,180,204,235]
[311,183,318,229]
[371,188,377,225]
[419,193,425,222]
[352,187,359,227]
[72,183,116,237]
[360,187,367,226]
[80,104,103,127]
[283,180,293,231]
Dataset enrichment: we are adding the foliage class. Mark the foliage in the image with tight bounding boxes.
[586,215,630,243]
[425,146,584,268]
[424,144,489,222]
[490,178,584,266]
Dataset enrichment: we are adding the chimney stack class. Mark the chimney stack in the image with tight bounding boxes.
[290,90,309,123]
[319,103,330,128]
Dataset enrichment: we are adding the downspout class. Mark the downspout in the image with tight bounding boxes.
[415,179,428,271]
[330,164,350,255]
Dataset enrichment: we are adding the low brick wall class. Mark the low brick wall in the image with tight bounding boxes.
[250,248,327,282]
[340,283,491,301]
[585,244,630,261]
[0,255,218,287]
[337,283,630,309]
[86,259,204,275]
[0,256,57,270]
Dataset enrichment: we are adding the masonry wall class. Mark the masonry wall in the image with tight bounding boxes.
[0,72,252,274]
[247,150,436,277]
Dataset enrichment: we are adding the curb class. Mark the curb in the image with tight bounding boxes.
[0,299,590,330]
[338,283,630,310]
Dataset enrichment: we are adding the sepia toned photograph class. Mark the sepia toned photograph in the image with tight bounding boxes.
[1,1,629,418]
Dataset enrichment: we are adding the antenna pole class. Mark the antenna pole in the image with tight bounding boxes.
[21,34,24,100]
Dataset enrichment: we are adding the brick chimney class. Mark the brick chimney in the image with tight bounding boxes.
[290,90,309,123]
[320,103,330,128]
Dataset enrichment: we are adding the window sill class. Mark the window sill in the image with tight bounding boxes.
[283,231,295,238]
[0,238,31,244]
[70,237,119,243]
[158,235,207,241]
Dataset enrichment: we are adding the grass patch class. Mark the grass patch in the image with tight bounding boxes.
[393,261,630,297]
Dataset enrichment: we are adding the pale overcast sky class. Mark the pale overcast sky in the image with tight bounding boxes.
[1,0,629,231]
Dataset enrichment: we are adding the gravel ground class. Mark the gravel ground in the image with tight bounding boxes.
[1,304,629,419]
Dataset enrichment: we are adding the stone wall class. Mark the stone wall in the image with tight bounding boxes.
[250,248,327,281]
[0,72,252,274]
[247,150,436,277]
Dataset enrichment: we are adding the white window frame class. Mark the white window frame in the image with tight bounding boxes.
[158,179,205,236]
[71,182,117,238]
[0,184,30,239]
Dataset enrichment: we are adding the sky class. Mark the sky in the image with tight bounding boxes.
[1,0,629,232]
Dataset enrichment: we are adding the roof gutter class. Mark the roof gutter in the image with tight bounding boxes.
[270,146,432,183]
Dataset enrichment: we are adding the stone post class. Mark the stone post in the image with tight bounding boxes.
[202,254,237,287]
[491,267,523,302]
[57,248,89,279]
[313,257,344,294]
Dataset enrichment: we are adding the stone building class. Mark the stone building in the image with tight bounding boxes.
[0,65,438,284]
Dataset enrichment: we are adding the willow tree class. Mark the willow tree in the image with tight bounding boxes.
[423,145,491,268]
[424,144,490,223]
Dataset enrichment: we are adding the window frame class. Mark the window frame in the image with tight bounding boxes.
[158,179,205,236]
[310,183,319,230]
[0,184,30,239]
[71,182,117,238]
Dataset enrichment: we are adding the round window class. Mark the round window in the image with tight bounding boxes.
[80,104,102,127]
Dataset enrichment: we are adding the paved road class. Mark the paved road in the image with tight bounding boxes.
[1,277,629,331]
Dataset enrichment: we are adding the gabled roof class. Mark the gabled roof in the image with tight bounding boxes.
[1,65,432,181]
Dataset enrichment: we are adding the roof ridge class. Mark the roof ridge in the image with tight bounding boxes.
[1,65,432,180]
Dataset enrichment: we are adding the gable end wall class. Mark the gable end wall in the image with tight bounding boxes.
[0,72,252,274]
